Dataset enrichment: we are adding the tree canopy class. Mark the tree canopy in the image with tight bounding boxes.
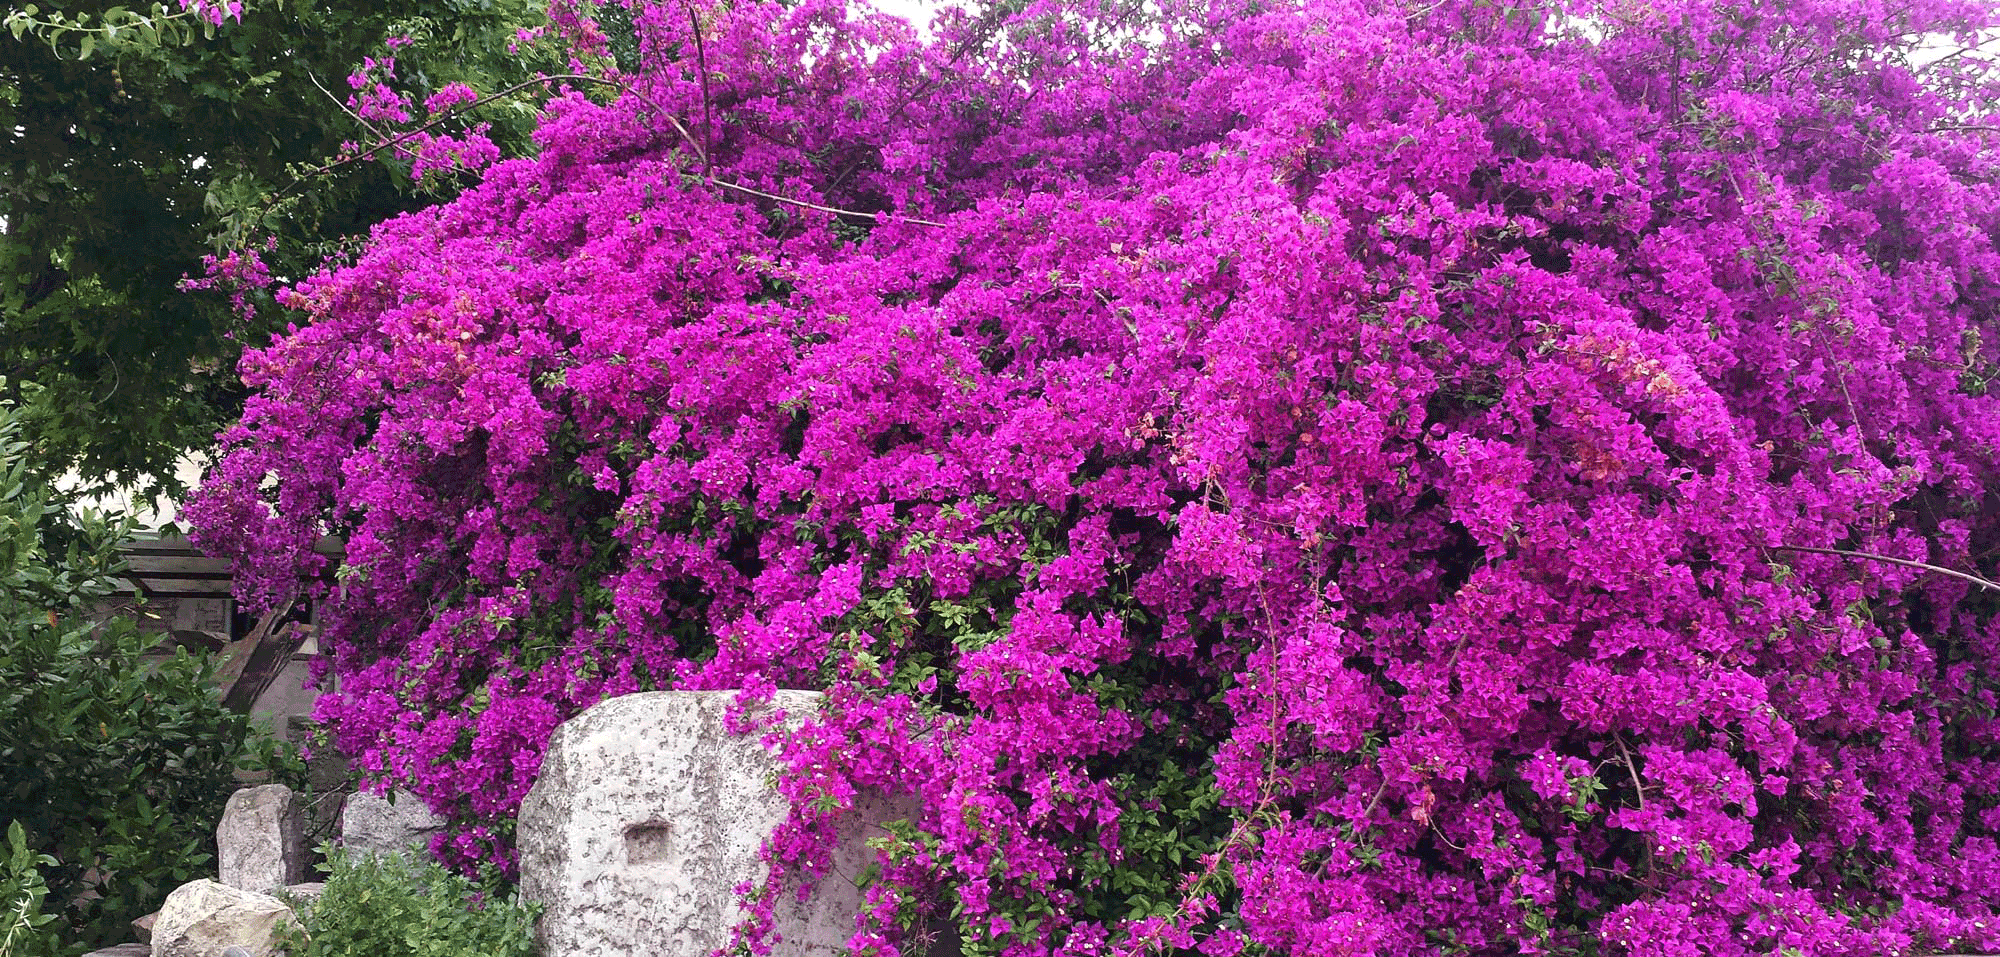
[191,0,2000,953]
[0,0,554,495]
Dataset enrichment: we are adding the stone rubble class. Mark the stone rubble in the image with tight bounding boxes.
[102,689,958,957]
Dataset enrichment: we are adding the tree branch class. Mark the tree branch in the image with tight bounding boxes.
[265,73,944,232]
[1767,544,2000,593]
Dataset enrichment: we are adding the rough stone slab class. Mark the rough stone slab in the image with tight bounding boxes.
[81,945,150,957]
[283,881,327,901]
[152,879,299,957]
[131,910,156,944]
[518,690,911,957]
[217,785,306,893]
[339,789,445,859]
[277,881,327,913]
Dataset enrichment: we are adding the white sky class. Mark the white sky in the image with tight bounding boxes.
[866,0,940,36]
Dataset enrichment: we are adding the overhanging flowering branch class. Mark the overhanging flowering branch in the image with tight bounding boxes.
[267,72,945,229]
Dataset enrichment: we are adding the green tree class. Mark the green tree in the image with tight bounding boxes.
[0,0,556,497]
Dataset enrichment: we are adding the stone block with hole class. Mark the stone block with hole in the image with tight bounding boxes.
[517,690,916,957]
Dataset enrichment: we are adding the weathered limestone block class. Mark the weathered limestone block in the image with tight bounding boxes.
[80,945,149,957]
[217,785,306,892]
[518,690,910,957]
[338,789,445,859]
[151,879,299,957]
[278,881,327,911]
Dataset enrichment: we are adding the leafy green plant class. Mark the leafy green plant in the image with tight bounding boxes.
[0,822,60,957]
[278,847,539,957]
[0,404,266,949]
[3,2,237,59]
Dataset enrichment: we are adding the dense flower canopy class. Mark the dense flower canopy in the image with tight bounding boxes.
[190,0,2000,953]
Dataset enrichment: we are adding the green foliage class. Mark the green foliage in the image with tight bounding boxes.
[4,3,232,57]
[0,822,61,957]
[0,0,557,496]
[0,404,261,950]
[278,847,540,957]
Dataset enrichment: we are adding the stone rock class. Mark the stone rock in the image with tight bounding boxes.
[151,879,299,957]
[338,789,445,859]
[282,881,327,903]
[217,785,306,893]
[269,881,328,921]
[519,691,912,957]
[131,910,156,943]
[80,945,150,957]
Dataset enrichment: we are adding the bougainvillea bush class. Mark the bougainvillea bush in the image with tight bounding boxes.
[188,0,2000,952]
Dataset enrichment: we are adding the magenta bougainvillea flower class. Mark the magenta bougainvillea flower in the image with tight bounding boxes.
[189,0,2000,952]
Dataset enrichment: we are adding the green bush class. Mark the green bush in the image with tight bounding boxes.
[0,404,268,951]
[0,822,59,957]
[279,847,539,957]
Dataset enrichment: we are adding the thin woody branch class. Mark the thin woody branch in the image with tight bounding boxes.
[267,73,942,231]
[1768,544,2000,593]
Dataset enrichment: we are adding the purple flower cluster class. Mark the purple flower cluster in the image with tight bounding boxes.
[179,237,274,322]
[343,58,501,180]
[177,0,242,27]
[189,0,2000,953]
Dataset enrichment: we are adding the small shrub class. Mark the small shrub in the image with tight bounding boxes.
[279,847,539,957]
